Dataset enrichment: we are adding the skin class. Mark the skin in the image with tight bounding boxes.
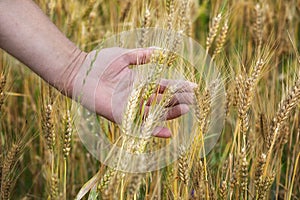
[0,0,195,138]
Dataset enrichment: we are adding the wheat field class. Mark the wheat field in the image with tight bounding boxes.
[0,0,300,199]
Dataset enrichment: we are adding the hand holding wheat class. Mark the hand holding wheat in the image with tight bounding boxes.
[72,47,196,138]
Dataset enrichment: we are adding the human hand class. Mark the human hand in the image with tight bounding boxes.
[71,47,196,138]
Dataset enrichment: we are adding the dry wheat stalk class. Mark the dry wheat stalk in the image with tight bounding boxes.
[194,87,211,129]
[0,73,6,111]
[178,0,189,33]
[141,86,175,139]
[126,174,143,199]
[50,174,59,200]
[213,19,229,57]
[230,158,239,192]
[257,114,269,144]
[0,157,2,192]
[278,120,289,146]
[219,180,228,199]
[121,84,144,135]
[208,182,216,200]
[120,0,131,22]
[178,146,189,185]
[63,110,72,159]
[239,148,248,197]
[267,76,300,151]
[101,171,125,199]
[0,143,20,185]
[140,8,151,47]
[167,31,183,67]
[255,153,266,194]
[44,104,55,152]
[0,143,21,200]
[98,167,117,192]
[238,59,264,146]
[254,3,263,51]
[206,13,222,52]
[256,172,275,200]
[166,0,175,30]
[142,50,166,101]
[238,59,264,113]
[198,163,206,199]
[0,177,11,200]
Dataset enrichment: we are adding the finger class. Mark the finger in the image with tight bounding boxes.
[125,48,154,65]
[165,104,190,120]
[152,126,172,138]
[158,79,197,93]
[146,92,195,106]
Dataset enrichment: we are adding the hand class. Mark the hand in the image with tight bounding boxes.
[71,47,195,138]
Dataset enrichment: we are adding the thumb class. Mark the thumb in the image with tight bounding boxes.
[124,48,154,65]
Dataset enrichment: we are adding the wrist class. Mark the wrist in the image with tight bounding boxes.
[56,48,88,97]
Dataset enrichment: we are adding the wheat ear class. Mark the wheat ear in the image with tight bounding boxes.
[0,73,6,111]
[254,3,263,52]
[219,180,228,199]
[239,148,248,198]
[178,146,189,185]
[140,8,151,47]
[50,173,59,200]
[206,13,222,52]
[0,143,21,200]
[255,153,266,195]
[213,19,229,57]
[63,110,72,159]
[267,76,300,151]
[43,104,55,152]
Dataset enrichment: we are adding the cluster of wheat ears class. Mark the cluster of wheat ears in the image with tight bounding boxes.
[0,0,300,199]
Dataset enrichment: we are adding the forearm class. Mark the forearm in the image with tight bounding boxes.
[0,0,86,94]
